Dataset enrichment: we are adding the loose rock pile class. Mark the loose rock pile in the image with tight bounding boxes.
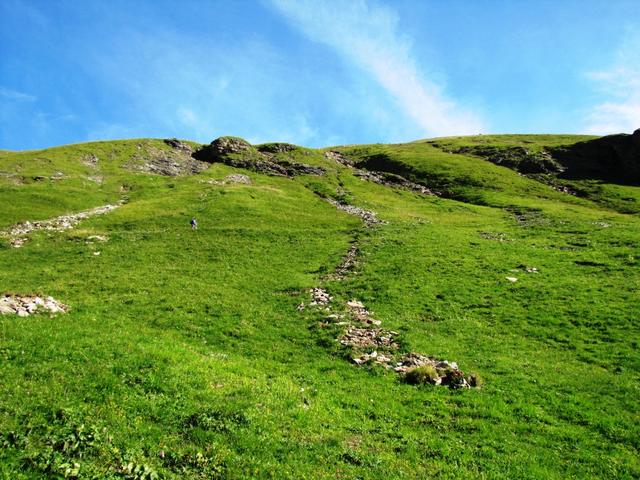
[2,203,120,248]
[327,199,385,227]
[325,244,359,281]
[0,295,67,317]
[313,291,474,388]
[310,287,332,306]
[82,154,99,168]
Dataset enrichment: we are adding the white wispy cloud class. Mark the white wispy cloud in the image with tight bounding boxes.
[270,0,485,137]
[584,34,640,135]
[0,86,37,102]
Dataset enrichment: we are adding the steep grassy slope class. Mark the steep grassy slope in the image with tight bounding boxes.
[0,135,638,479]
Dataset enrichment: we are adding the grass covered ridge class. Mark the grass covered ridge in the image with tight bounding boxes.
[0,134,638,479]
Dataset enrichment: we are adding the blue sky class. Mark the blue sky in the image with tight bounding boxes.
[1,0,639,150]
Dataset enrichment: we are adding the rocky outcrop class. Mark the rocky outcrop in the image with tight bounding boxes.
[164,138,194,153]
[129,143,208,176]
[548,129,640,183]
[194,137,326,177]
[448,145,565,174]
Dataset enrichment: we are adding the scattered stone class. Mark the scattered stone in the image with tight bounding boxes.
[340,326,399,349]
[506,276,518,282]
[1,203,121,248]
[0,295,67,317]
[479,231,510,241]
[327,199,385,227]
[352,350,393,366]
[10,237,27,248]
[324,150,353,166]
[93,251,101,256]
[325,243,359,281]
[309,288,331,306]
[353,170,436,195]
[346,299,381,325]
[203,174,252,185]
[396,354,472,388]
[302,198,476,388]
[515,264,539,273]
[592,221,611,228]
[82,153,99,168]
[86,175,104,184]
[86,235,108,242]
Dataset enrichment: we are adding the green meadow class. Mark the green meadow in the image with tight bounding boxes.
[0,135,638,479]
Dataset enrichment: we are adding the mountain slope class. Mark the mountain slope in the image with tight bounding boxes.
[0,134,638,479]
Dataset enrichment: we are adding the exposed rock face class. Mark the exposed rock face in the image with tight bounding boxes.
[207,136,253,156]
[129,143,209,176]
[164,138,194,153]
[434,130,640,183]
[549,129,640,183]
[194,137,326,177]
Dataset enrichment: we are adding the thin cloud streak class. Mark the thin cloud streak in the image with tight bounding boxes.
[270,0,486,137]
[584,35,640,135]
[0,86,37,102]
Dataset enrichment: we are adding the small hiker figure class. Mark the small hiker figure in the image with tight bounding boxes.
[190,217,198,230]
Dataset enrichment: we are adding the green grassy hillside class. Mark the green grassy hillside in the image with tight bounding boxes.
[0,135,638,479]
